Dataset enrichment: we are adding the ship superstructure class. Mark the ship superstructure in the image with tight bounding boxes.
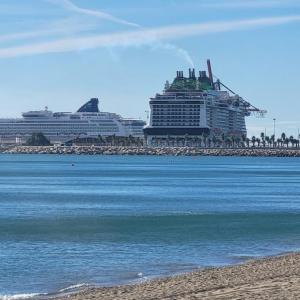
[0,98,145,144]
[144,60,265,146]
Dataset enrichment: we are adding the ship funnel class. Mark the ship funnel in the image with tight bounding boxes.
[189,68,196,78]
[207,59,214,89]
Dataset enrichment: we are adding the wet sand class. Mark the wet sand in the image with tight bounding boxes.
[51,252,300,300]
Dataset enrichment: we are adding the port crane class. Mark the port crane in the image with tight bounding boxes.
[215,78,267,118]
[206,59,267,118]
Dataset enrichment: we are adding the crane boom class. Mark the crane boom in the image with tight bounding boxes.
[214,77,267,117]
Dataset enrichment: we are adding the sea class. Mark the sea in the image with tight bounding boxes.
[1,154,300,299]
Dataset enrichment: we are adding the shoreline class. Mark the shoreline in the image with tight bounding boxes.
[3,145,300,157]
[36,252,300,300]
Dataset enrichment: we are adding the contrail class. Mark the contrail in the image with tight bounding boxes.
[2,15,299,60]
[201,0,297,8]
[47,0,140,28]
[46,0,195,66]
[0,18,94,43]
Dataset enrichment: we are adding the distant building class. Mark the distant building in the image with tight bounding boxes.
[144,60,264,146]
[0,98,145,144]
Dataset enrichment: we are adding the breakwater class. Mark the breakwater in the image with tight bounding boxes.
[0,146,12,153]
[3,145,300,156]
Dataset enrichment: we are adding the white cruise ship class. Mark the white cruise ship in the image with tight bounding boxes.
[0,98,145,144]
[144,60,265,146]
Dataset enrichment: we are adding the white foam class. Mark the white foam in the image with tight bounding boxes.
[58,283,90,293]
[0,284,89,300]
[0,293,40,300]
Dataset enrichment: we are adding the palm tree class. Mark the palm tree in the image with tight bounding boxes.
[284,138,290,148]
[203,133,209,148]
[221,133,226,148]
[241,134,246,147]
[270,135,275,148]
[197,136,202,147]
[265,136,270,147]
[245,137,250,148]
[276,138,281,148]
[279,138,284,148]
[184,134,188,147]
[97,135,104,145]
[289,136,295,148]
[144,134,148,147]
[212,135,217,148]
[260,132,265,147]
[207,137,212,148]
[129,135,136,146]
[256,138,261,147]
[281,133,286,146]
[225,137,231,148]
[251,136,256,147]
[166,135,170,147]
[231,136,235,148]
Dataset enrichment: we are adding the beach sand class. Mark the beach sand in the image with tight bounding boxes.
[52,253,300,300]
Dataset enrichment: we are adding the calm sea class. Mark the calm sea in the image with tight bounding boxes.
[1,154,300,298]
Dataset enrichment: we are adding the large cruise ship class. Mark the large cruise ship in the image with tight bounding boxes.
[144,59,265,145]
[0,98,145,144]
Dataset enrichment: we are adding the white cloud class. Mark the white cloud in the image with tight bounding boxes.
[47,0,140,27]
[0,18,95,43]
[0,15,300,58]
[200,0,300,9]
[0,0,194,66]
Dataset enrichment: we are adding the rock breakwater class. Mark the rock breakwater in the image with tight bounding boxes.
[3,146,300,157]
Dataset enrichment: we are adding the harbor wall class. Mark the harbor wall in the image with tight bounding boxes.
[3,146,300,157]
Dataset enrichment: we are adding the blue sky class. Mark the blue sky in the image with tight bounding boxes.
[0,0,300,137]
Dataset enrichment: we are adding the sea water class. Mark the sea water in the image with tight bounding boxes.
[1,154,300,298]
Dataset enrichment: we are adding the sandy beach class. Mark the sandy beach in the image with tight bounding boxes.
[49,253,300,300]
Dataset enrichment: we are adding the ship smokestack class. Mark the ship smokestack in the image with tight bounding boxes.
[192,68,195,78]
[207,59,214,89]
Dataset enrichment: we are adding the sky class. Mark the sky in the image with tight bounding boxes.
[0,0,300,138]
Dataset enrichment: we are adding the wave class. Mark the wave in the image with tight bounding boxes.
[0,284,90,300]
[58,283,90,293]
[0,293,42,300]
